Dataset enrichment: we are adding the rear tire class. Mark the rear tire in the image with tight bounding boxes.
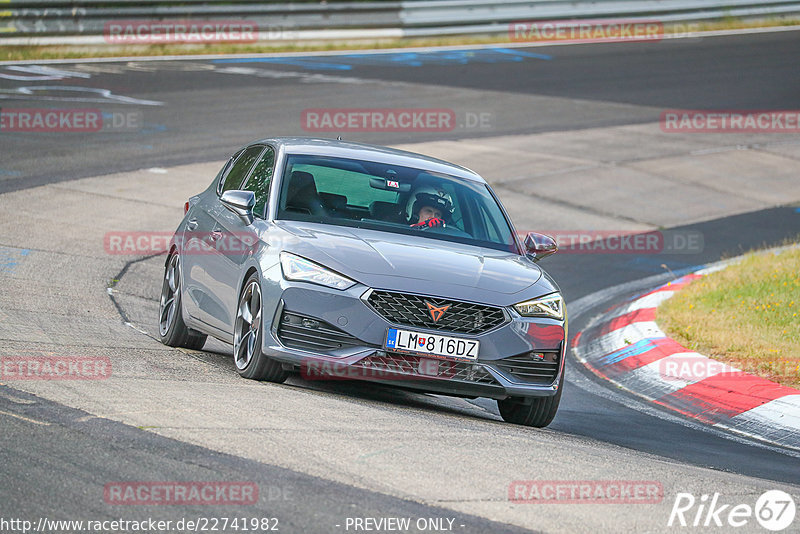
[497,368,564,428]
[159,252,207,350]
[234,273,288,383]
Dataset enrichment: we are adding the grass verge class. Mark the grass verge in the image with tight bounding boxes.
[657,246,800,389]
[2,18,800,62]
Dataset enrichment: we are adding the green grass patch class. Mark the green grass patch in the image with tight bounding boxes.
[658,246,800,389]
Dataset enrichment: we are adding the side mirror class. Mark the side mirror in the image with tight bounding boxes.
[221,190,256,225]
[524,232,558,261]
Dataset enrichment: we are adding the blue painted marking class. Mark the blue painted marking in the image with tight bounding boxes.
[0,169,22,177]
[138,124,168,135]
[0,247,31,274]
[386,329,397,348]
[597,337,667,366]
[492,48,553,60]
[212,48,552,71]
[213,57,352,70]
[795,207,800,213]
[97,112,167,136]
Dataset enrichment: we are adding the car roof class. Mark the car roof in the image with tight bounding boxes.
[252,137,485,184]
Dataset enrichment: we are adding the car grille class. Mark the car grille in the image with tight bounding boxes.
[355,352,497,385]
[366,290,506,335]
[277,311,365,352]
[493,352,560,385]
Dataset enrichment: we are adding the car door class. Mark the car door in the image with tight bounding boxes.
[180,151,238,322]
[208,145,277,334]
[183,144,264,333]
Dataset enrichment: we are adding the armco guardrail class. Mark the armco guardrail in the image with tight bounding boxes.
[1,0,800,44]
[402,0,800,35]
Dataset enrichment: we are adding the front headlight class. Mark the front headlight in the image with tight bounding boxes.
[514,293,564,320]
[279,252,356,290]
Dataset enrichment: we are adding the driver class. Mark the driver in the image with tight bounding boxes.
[407,187,454,228]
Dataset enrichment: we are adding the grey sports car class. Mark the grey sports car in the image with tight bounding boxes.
[159,138,566,427]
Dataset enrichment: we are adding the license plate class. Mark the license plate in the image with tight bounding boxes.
[385,328,479,360]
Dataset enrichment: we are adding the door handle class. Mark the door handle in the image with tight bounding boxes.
[186,219,198,231]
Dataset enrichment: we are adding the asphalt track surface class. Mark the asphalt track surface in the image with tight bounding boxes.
[2,30,800,194]
[1,30,800,533]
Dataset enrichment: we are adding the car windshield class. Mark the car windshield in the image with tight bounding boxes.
[276,154,518,252]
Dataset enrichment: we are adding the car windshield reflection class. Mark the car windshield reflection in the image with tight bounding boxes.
[276,154,518,253]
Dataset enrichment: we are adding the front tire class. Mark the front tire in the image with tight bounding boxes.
[233,273,288,383]
[497,368,564,428]
[159,252,207,350]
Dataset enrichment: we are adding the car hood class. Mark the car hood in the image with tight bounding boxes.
[276,221,542,295]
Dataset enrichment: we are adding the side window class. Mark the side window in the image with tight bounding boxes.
[241,146,275,218]
[219,145,264,195]
[213,152,239,192]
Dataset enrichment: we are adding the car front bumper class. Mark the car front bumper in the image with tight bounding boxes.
[260,269,566,401]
